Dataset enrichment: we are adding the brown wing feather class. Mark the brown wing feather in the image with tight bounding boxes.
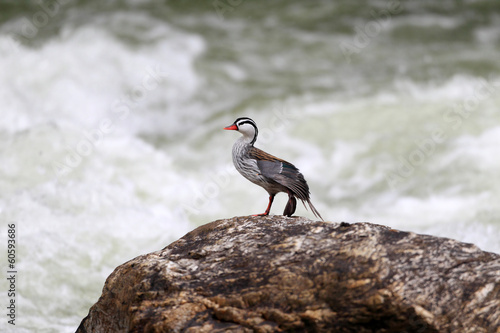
[248,147,288,163]
[248,147,323,220]
[249,147,310,199]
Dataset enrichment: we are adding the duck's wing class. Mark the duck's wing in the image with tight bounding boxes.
[248,147,310,200]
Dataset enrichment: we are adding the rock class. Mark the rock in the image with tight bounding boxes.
[77,216,500,333]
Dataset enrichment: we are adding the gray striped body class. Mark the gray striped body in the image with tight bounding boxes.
[232,137,288,195]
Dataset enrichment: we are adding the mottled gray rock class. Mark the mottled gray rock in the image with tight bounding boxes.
[77,216,500,333]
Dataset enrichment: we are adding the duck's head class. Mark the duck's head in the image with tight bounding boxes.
[224,117,258,144]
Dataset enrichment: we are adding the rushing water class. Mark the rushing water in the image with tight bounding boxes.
[1,1,499,331]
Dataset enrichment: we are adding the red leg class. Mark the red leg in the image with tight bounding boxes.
[253,194,275,216]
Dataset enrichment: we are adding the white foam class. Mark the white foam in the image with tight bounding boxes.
[448,126,500,169]
[0,11,205,135]
[0,10,204,332]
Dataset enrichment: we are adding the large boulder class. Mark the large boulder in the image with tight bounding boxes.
[77,216,500,333]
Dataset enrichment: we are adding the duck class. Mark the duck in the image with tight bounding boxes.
[224,117,323,220]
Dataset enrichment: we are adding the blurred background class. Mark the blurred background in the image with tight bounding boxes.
[0,0,499,331]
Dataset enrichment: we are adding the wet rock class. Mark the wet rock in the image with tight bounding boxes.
[77,216,500,333]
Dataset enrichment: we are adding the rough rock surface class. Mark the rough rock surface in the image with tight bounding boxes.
[77,216,500,333]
